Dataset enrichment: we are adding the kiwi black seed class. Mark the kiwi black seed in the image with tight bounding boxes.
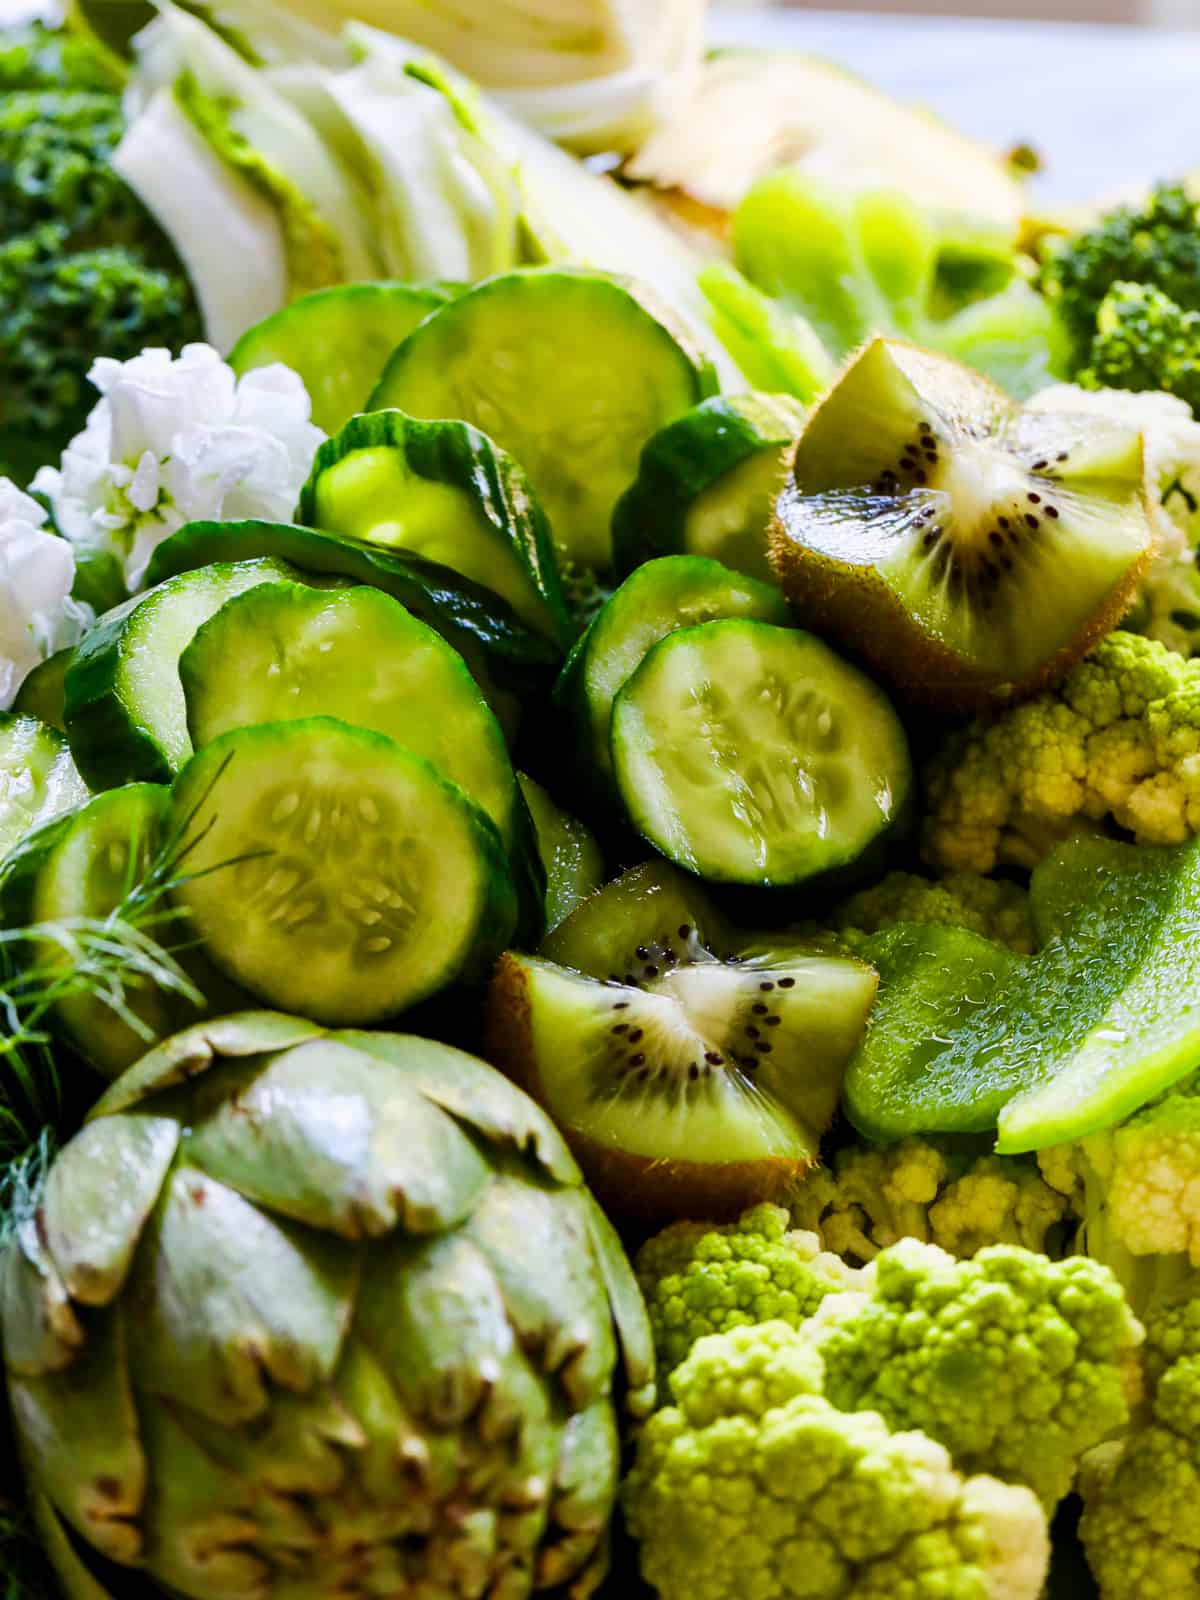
[769,337,1156,708]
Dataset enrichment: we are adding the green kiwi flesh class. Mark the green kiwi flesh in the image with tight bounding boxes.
[487,862,879,1219]
[770,338,1155,707]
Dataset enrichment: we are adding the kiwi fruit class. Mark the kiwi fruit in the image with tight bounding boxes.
[485,863,878,1219]
[770,337,1156,707]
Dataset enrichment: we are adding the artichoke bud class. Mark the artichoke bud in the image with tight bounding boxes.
[2,1013,654,1600]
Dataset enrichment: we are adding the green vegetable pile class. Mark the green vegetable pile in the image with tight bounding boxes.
[4,7,1200,1600]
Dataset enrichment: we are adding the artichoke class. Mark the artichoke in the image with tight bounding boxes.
[1,1013,654,1600]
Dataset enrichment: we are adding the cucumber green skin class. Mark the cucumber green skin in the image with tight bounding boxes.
[298,409,574,651]
[62,559,296,791]
[517,773,604,935]
[0,805,80,927]
[12,647,73,732]
[229,282,456,435]
[610,393,806,576]
[554,554,792,796]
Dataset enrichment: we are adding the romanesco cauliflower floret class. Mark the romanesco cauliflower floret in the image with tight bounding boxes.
[1078,1292,1200,1598]
[832,872,1035,955]
[623,1320,1050,1600]
[634,1203,861,1389]
[805,1239,1143,1508]
[923,632,1200,872]
[793,1139,1071,1265]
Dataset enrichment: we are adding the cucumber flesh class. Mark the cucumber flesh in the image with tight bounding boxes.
[517,773,604,934]
[611,392,804,579]
[611,618,913,886]
[370,267,718,572]
[12,648,73,733]
[180,581,524,860]
[0,714,88,864]
[0,785,193,1077]
[170,718,518,1026]
[63,558,301,790]
[229,281,455,433]
[299,411,572,646]
[556,555,791,786]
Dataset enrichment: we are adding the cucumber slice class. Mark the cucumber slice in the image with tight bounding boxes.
[144,519,561,739]
[556,555,791,788]
[517,773,604,934]
[0,785,198,1077]
[369,267,718,572]
[169,717,518,1025]
[298,410,572,647]
[180,581,526,865]
[229,281,456,434]
[611,393,805,580]
[12,648,73,733]
[611,618,913,887]
[63,558,300,790]
[0,714,88,864]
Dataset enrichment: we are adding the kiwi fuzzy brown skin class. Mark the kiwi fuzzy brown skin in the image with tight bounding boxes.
[483,951,816,1222]
[768,338,1156,711]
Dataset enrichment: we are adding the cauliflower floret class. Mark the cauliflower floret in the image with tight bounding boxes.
[623,1320,1050,1600]
[805,1239,1144,1508]
[635,1204,862,1390]
[792,1139,1071,1266]
[832,871,1035,955]
[923,632,1200,872]
[1079,1292,1200,1598]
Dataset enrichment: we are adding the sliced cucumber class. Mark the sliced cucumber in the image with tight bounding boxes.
[12,648,73,733]
[144,519,561,739]
[611,393,805,580]
[517,773,604,933]
[0,714,88,864]
[180,581,526,865]
[369,267,718,572]
[0,785,198,1078]
[611,619,913,887]
[63,557,299,790]
[169,717,518,1025]
[298,410,572,647]
[556,555,791,788]
[229,281,456,434]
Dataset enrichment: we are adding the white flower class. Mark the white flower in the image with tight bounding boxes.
[0,479,93,711]
[34,344,325,591]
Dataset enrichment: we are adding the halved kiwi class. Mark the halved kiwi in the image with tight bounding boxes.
[486,863,878,1219]
[770,337,1156,707]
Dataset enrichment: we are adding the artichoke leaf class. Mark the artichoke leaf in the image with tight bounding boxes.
[42,1115,180,1308]
[464,1177,617,1411]
[90,1012,326,1118]
[183,1039,491,1239]
[576,1191,656,1416]
[126,1166,360,1426]
[32,1495,127,1600]
[8,1308,145,1566]
[343,1030,582,1186]
[1,1217,84,1378]
[537,1401,619,1590]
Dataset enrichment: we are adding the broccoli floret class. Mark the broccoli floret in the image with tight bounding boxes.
[807,1240,1144,1509]
[0,54,200,464]
[624,1319,1051,1600]
[833,870,1035,954]
[1042,182,1200,355]
[793,1138,1071,1265]
[634,1204,863,1389]
[0,224,201,446]
[922,632,1200,872]
[1078,1291,1200,1597]
[1076,281,1200,414]
[0,20,121,93]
